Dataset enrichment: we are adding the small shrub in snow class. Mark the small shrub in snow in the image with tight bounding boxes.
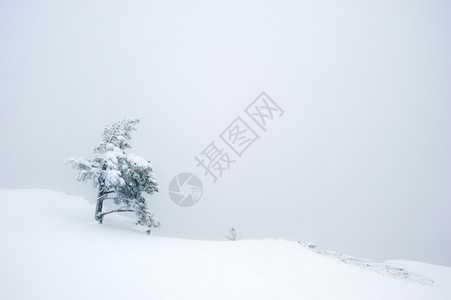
[226,226,240,241]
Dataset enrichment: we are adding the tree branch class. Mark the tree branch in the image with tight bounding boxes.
[97,209,136,218]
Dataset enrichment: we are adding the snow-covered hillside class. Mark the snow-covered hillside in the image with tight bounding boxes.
[0,189,450,300]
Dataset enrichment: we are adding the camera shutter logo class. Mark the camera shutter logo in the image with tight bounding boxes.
[168,173,203,207]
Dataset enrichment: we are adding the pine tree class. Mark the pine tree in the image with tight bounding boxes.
[66,118,160,234]
[226,226,239,241]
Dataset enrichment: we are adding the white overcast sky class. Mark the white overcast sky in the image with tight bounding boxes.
[1,0,450,266]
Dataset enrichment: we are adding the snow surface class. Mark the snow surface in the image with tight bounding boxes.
[0,189,450,300]
[298,242,436,285]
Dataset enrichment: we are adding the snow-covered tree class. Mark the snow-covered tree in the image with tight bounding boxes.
[66,118,160,234]
[226,226,240,241]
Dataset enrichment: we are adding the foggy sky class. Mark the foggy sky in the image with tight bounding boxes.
[1,0,450,266]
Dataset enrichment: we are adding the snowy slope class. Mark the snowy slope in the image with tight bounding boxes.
[0,189,450,300]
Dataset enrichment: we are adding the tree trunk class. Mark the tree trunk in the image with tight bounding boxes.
[95,164,109,224]
[95,180,107,224]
